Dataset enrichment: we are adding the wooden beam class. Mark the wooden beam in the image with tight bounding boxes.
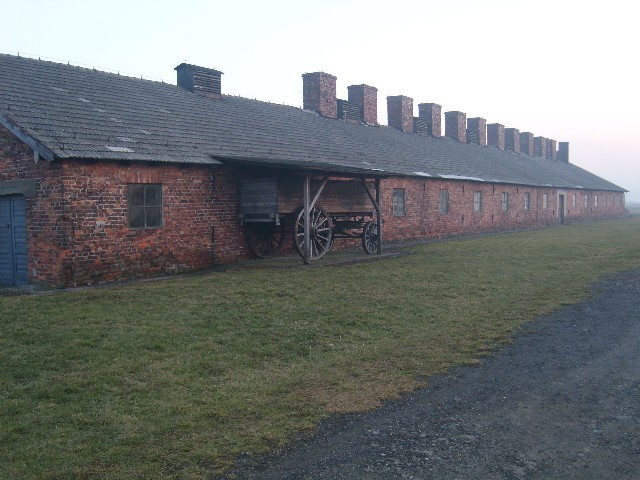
[309,175,329,211]
[303,174,311,264]
[360,177,380,215]
[360,177,382,255]
[375,178,382,255]
[0,114,56,161]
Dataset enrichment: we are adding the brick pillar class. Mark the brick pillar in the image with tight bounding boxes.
[505,128,521,153]
[445,111,467,143]
[348,84,378,125]
[302,72,337,119]
[387,96,414,133]
[467,117,487,146]
[520,132,534,156]
[534,136,547,158]
[487,123,505,150]
[547,139,557,160]
[558,142,569,163]
[418,103,442,137]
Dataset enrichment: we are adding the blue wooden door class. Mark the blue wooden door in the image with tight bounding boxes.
[0,195,28,286]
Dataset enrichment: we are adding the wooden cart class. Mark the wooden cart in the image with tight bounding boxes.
[239,175,380,261]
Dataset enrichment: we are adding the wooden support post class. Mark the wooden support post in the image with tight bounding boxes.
[303,174,311,264]
[375,178,382,255]
[361,177,383,255]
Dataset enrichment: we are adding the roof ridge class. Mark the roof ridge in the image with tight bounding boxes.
[0,52,169,85]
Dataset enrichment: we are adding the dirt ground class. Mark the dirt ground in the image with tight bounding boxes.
[224,269,640,479]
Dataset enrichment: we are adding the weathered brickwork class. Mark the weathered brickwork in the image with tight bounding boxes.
[505,128,521,154]
[58,161,252,285]
[387,96,414,133]
[520,132,534,156]
[2,125,252,286]
[418,103,442,137]
[562,188,625,223]
[1,125,66,285]
[302,72,337,119]
[347,84,378,125]
[445,111,467,143]
[212,166,250,263]
[1,126,627,287]
[379,178,626,242]
[467,118,487,146]
[488,123,506,150]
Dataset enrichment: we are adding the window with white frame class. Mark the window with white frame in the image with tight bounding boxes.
[501,192,509,212]
[439,189,449,214]
[572,193,576,207]
[595,195,598,208]
[524,193,530,211]
[543,193,548,209]
[585,194,589,208]
[392,188,406,216]
[474,191,483,212]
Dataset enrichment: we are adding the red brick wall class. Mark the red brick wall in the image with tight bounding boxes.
[59,160,251,285]
[212,166,249,263]
[378,178,625,242]
[563,189,626,223]
[2,126,252,286]
[1,125,66,286]
[1,125,628,286]
[380,178,555,241]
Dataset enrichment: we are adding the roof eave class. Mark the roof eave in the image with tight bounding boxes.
[212,155,392,178]
[0,113,57,161]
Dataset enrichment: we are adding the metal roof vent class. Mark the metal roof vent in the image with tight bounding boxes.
[175,63,223,98]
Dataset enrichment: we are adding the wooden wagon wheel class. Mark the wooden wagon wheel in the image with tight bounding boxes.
[362,221,378,254]
[293,206,332,260]
[244,222,285,259]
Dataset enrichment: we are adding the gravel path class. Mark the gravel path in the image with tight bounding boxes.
[225,270,640,479]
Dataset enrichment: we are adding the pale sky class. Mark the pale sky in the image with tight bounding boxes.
[2,0,639,201]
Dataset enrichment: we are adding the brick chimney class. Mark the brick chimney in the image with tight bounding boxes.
[558,142,569,163]
[445,111,467,143]
[533,136,547,158]
[348,84,378,125]
[546,139,557,160]
[505,128,520,153]
[302,72,337,119]
[387,96,414,133]
[175,63,223,98]
[466,117,487,146]
[520,132,534,156]
[487,123,505,150]
[418,103,442,137]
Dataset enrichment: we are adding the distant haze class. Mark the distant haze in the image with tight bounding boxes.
[2,0,638,200]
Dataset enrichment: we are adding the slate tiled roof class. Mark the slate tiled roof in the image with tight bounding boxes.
[0,54,625,192]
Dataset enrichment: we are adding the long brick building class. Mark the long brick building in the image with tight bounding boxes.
[0,54,626,287]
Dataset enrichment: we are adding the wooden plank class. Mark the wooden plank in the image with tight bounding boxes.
[278,177,374,214]
[239,178,278,215]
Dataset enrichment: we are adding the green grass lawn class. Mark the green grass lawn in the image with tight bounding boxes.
[2,218,640,478]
